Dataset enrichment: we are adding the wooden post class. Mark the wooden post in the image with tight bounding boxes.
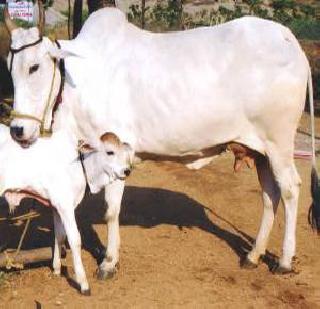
[87,0,115,14]
[73,0,83,38]
[177,0,183,30]
[0,248,52,269]
[141,0,146,29]
[103,0,116,7]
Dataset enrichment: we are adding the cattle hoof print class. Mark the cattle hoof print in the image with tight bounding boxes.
[80,288,91,296]
[240,257,258,270]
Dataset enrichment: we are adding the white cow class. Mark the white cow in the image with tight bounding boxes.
[0,113,134,294]
[4,7,315,276]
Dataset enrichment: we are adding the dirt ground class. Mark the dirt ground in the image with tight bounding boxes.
[0,114,320,308]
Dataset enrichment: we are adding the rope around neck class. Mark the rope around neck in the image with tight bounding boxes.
[40,59,57,136]
[8,58,57,137]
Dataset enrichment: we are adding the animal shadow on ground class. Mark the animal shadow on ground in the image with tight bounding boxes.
[0,186,278,278]
[75,185,278,269]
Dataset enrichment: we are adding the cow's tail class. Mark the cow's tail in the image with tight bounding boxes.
[307,65,320,233]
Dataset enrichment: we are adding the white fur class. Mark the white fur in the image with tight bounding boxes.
[0,119,133,293]
[8,8,312,272]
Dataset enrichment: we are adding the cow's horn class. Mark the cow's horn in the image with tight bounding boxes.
[37,0,45,36]
[4,7,18,34]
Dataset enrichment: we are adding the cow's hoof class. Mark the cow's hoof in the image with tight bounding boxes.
[80,288,91,296]
[96,267,116,280]
[240,257,258,269]
[271,264,292,275]
[52,270,61,277]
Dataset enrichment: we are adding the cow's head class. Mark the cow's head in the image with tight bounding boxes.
[80,133,134,193]
[4,3,71,147]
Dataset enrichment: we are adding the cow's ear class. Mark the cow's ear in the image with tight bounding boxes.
[123,142,135,165]
[79,143,95,154]
[122,142,133,153]
[44,38,81,59]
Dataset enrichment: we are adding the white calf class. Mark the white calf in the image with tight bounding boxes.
[0,127,133,294]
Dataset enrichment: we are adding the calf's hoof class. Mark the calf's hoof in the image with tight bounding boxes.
[271,264,292,275]
[80,288,91,296]
[240,257,258,270]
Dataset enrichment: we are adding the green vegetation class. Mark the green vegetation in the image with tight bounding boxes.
[0,271,7,288]
[61,8,89,25]
[128,0,320,40]
[290,19,320,40]
[0,7,4,23]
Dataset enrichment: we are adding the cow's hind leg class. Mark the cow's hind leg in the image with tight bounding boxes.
[52,210,66,276]
[267,146,301,273]
[97,179,125,280]
[242,155,281,268]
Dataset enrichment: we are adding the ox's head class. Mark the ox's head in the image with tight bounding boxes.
[80,132,134,193]
[4,4,69,147]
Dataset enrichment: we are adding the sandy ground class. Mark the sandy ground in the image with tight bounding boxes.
[0,114,320,308]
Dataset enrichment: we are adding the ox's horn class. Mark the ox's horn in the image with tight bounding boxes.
[37,0,45,35]
[3,7,18,34]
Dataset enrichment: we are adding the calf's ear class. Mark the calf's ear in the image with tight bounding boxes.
[100,132,121,146]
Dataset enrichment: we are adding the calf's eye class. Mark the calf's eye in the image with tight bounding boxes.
[106,151,115,156]
[29,64,40,74]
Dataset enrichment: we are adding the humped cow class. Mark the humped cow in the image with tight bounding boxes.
[3,6,316,278]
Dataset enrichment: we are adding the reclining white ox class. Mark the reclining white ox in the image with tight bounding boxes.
[0,124,133,295]
[4,7,314,276]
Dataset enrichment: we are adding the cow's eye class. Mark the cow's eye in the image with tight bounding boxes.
[29,64,39,74]
[106,151,115,156]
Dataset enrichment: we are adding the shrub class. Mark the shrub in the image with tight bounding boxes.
[0,6,3,23]
[289,19,320,40]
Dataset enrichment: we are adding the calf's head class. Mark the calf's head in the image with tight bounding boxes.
[80,132,134,193]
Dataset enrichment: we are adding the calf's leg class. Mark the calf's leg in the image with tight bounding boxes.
[52,210,66,276]
[57,205,90,295]
[97,179,125,280]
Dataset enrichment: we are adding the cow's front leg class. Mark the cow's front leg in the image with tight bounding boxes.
[97,179,125,280]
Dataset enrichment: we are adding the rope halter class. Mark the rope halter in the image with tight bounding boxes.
[8,37,64,137]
